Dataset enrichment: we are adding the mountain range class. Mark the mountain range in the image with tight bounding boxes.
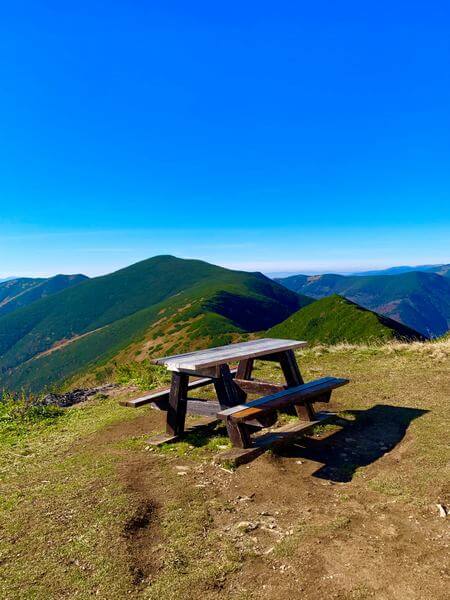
[351,264,450,277]
[0,256,309,392]
[275,270,450,338]
[0,274,88,318]
[0,256,448,393]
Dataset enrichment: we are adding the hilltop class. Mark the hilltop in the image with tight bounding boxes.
[0,274,88,317]
[267,295,424,344]
[0,256,310,392]
[1,338,449,599]
[275,270,450,337]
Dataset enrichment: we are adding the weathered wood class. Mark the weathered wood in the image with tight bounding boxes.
[154,338,307,371]
[119,375,215,408]
[234,378,286,395]
[212,363,252,446]
[166,372,189,436]
[146,432,179,446]
[215,412,336,466]
[215,445,265,466]
[279,349,305,386]
[147,416,218,446]
[279,349,313,418]
[236,358,254,380]
[217,377,349,423]
[183,399,221,417]
[226,420,252,448]
[214,363,247,408]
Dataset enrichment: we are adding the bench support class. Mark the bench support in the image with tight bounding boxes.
[166,372,189,436]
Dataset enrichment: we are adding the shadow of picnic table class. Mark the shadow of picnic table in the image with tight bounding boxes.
[272,404,428,482]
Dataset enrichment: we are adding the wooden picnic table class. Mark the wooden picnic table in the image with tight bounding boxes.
[120,338,349,458]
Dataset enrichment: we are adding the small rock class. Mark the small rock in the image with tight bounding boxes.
[437,504,447,518]
[175,465,189,471]
[236,521,259,532]
[295,460,303,465]
[236,495,254,503]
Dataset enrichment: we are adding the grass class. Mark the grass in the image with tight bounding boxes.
[0,390,64,443]
[114,361,170,389]
[268,294,423,343]
[1,338,449,598]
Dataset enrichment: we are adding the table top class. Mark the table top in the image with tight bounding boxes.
[154,338,307,371]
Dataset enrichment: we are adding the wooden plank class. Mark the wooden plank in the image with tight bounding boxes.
[166,372,189,436]
[218,377,349,422]
[226,420,252,448]
[147,416,218,446]
[119,376,215,408]
[253,412,335,447]
[154,338,307,371]
[278,349,310,418]
[279,349,304,386]
[184,399,221,417]
[234,378,286,395]
[213,364,246,409]
[215,412,335,466]
[214,446,265,467]
[236,358,254,380]
[146,432,179,446]
[218,377,343,416]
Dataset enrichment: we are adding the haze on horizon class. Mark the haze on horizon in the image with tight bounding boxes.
[1,2,449,278]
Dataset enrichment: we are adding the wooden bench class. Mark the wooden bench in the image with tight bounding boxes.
[217,377,349,448]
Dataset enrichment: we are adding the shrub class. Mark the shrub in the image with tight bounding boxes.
[0,390,64,438]
[114,360,170,390]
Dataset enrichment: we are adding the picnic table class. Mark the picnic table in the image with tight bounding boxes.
[121,338,349,462]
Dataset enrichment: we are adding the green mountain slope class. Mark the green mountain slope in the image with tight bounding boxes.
[268,295,424,344]
[0,274,88,318]
[0,277,45,303]
[275,271,450,337]
[0,256,311,392]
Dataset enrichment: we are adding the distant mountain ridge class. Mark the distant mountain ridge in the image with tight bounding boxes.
[352,264,450,277]
[268,295,424,344]
[0,256,310,392]
[275,270,450,338]
[0,274,88,318]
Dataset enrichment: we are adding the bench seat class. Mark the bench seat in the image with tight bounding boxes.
[119,367,238,410]
[217,377,349,423]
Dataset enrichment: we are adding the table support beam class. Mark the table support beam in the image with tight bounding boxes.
[166,372,189,436]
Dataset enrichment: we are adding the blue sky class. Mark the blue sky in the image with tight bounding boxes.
[1,1,449,277]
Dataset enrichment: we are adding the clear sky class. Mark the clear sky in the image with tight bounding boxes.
[1,1,449,277]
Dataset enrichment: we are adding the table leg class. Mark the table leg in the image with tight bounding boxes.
[214,364,246,407]
[166,372,189,436]
[279,350,316,421]
[214,364,253,448]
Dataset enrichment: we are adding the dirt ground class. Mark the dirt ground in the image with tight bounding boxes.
[1,343,449,599]
[113,407,448,600]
